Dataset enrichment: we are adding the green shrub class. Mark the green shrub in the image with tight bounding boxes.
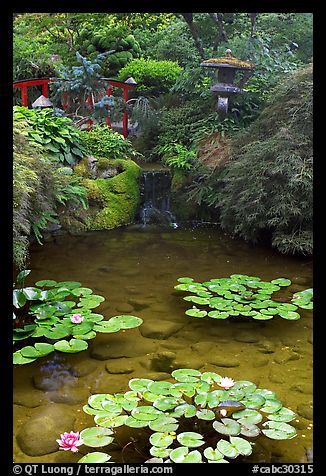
[118,58,183,95]
[219,64,313,255]
[80,125,139,160]
[13,106,86,166]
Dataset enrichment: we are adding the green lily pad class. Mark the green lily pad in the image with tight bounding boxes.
[53,338,88,353]
[240,424,261,437]
[201,371,222,384]
[78,295,105,309]
[229,436,253,456]
[177,432,204,448]
[169,447,202,463]
[78,452,112,463]
[240,394,265,409]
[183,295,210,305]
[43,326,71,340]
[125,416,149,428]
[131,406,163,421]
[150,432,174,448]
[271,278,292,286]
[279,311,301,320]
[216,439,239,459]
[149,447,171,458]
[148,381,180,397]
[35,279,58,287]
[13,351,37,365]
[149,416,179,433]
[196,409,215,420]
[129,378,153,393]
[88,394,107,410]
[262,421,297,440]
[213,418,241,436]
[54,281,81,289]
[208,311,229,319]
[93,320,121,333]
[171,404,197,418]
[267,407,296,422]
[232,409,263,425]
[260,399,283,414]
[204,447,225,461]
[185,308,207,318]
[94,414,128,428]
[73,330,97,340]
[171,368,201,383]
[171,382,196,397]
[80,427,114,447]
[153,397,181,411]
[109,315,143,329]
[71,287,93,297]
[177,277,194,284]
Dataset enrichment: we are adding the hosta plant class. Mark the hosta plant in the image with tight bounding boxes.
[175,274,313,321]
[69,369,297,463]
[13,270,142,364]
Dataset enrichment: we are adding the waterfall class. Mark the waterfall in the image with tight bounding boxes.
[138,169,177,228]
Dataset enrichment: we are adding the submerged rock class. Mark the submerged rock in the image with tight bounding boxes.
[139,320,184,339]
[208,355,240,367]
[105,359,135,374]
[297,402,313,420]
[16,404,76,456]
[13,388,47,408]
[149,351,176,373]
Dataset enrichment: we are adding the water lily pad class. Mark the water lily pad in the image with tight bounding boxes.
[267,407,296,422]
[240,424,261,437]
[131,406,163,421]
[216,439,239,459]
[262,421,297,440]
[149,447,171,458]
[229,436,253,456]
[271,278,292,287]
[207,390,229,407]
[279,311,301,320]
[185,308,207,318]
[177,277,194,284]
[88,394,107,410]
[95,414,128,428]
[80,427,114,447]
[171,368,201,383]
[35,279,58,287]
[201,371,222,384]
[183,296,210,305]
[53,338,88,353]
[43,326,71,339]
[171,404,197,418]
[109,315,143,329]
[196,409,215,420]
[232,381,257,394]
[153,397,181,411]
[213,418,241,436]
[71,287,94,297]
[78,452,112,463]
[129,378,153,393]
[232,409,263,425]
[150,432,174,448]
[54,281,81,289]
[149,416,179,433]
[260,399,283,414]
[93,320,122,333]
[204,447,225,461]
[148,381,181,397]
[78,295,105,309]
[208,311,229,319]
[177,432,204,448]
[169,447,202,463]
[125,416,149,428]
[171,382,196,397]
[241,394,265,409]
[73,330,97,340]
[13,351,37,365]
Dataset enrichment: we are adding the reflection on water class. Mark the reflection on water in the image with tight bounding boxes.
[13,226,313,463]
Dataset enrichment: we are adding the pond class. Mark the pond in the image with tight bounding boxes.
[13,225,313,463]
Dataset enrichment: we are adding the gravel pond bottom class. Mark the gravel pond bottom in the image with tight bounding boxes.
[13,226,313,463]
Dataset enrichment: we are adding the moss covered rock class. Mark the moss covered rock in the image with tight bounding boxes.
[75,157,141,230]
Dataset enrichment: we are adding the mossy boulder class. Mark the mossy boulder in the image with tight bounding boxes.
[75,157,141,230]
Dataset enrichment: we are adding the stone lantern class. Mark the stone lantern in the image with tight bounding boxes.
[31,94,53,108]
[200,50,255,116]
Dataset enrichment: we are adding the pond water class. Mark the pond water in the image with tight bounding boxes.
[13,225,313,463]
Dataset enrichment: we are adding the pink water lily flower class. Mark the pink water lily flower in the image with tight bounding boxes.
[70,313,84,324]
[219,376,235,390]
[56,431,83,452]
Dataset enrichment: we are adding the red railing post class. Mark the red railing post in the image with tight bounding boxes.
[122,87,129,139]
[21,86,28,107]
[105,86,112,128]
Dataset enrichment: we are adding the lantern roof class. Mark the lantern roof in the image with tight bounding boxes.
[32,95,53,108]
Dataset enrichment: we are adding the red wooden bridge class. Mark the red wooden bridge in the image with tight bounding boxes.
[13,77,137,138]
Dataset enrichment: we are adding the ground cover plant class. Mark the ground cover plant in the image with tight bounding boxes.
[175,274,313,321]
[56,369,297,463]
[13,270,142,364]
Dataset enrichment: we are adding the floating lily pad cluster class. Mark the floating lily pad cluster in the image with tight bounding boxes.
[174,274,313,321]
[77,369,297,463]
[13,271,142,364]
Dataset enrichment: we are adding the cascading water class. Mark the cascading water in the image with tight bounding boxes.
[138,169,177,227]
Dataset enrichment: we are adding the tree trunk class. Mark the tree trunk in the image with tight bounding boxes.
[209,13,228,48]
[249,13,258,38]
[180,13,206,59]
